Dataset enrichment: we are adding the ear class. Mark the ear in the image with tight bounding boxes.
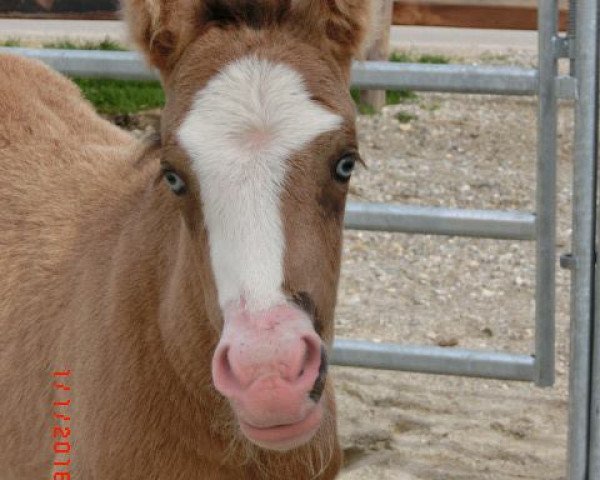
[123,0,203,75]
[291,0,379,76]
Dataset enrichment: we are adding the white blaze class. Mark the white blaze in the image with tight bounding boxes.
[178,55,342,311]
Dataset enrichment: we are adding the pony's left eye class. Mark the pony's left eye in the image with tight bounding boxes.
[163,170,187,195]
[334,155,356,182]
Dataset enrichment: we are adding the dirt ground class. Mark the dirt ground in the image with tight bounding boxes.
[121,49,574,479]
[334,52,573,479]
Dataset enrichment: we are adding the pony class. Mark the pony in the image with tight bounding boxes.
[0,1,376,478]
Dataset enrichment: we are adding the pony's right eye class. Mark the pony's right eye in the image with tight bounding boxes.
[163,170,187,195]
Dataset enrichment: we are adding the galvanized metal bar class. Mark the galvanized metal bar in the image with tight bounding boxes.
[587,0,600,474]
[568,0,577,75]
[0,47,159,81]
[567,0,599,477]
[0,47,574,100]
[351,60,538,95]
[557,75,578,100]
[534,0,558,389]
[352,61,574,100]
[344,202,536,241]
[331,339,535,382]
[591,257,600,475]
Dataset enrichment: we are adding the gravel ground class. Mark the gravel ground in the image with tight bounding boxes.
[335,51,573,480]
[120,49,574,479]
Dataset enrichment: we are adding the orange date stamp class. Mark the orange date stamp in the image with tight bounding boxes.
[52,370,72,480]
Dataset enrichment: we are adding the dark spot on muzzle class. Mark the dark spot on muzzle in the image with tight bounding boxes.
[309,346,328,402]
[291,291,324,337]
[292,291,315,316]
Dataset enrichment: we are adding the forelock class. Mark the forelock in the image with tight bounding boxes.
[202,0,292,29]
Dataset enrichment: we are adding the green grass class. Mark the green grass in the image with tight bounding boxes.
[1,37,147,114]
[412,53,450,65]
[73,78,164,115]
[0,38,22,47]
[42,38,127,51]
[389,51,450,65]
[386,89,418,105]
[395,111,417,123]
[1,37,126,50]
[352,51,451,114]
[2,38,449,116]
[350,94,377,115]
[388,51,412,63]
[56,39,161,114]
[350,87,418,114]
[43,38,127,51]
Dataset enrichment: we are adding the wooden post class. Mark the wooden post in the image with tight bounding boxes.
[360,0,393,112]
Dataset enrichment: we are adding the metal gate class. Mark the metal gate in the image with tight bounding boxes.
[1,1,599,477]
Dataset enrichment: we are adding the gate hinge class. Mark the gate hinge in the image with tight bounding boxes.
[561,251,600,270]
[553,35,573,59]
[557,76,578,100]
[560,253,575,270]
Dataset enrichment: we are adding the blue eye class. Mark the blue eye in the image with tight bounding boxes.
[334,155,356,182]
[163,170,187,195]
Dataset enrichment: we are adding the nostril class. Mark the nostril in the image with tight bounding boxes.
[297,335,323,384]
[212,344,245,397]
[217,346,232,375]
[309,346,328,402]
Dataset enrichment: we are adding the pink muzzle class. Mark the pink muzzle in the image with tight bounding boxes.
[211,303,326,450]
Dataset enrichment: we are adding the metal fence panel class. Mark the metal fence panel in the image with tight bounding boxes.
[0,47,157,81]
[345,202,536,240]
[535,0,558,389]
[332,339,535,381]
[568,0,599,477]
[0,47,577,99]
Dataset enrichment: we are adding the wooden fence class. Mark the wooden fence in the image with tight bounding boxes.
[0,0,119,19]
[393,1,569,30]
[0,1,569,31]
